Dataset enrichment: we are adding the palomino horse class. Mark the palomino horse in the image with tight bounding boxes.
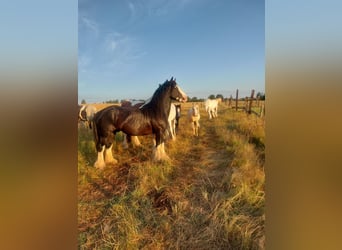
[78,104,97,129]
[204,99,218,119]
[188,104,200,136]
[92,78,187,168]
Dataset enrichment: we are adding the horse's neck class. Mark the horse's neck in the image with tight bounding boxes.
[142,94,171,118]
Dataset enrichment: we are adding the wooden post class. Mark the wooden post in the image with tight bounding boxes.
[260,102,265,118]
[248,89,255,114]
[228,95,232,107]
[256,96,260,107]
[235,89,239,111]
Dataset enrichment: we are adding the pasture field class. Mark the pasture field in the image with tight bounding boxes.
[78,101,265,249]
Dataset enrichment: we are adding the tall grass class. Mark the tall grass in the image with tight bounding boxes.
[78,102,265,249]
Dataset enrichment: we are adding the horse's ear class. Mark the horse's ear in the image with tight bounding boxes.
[170,77,173,81]
[174,78,176,81]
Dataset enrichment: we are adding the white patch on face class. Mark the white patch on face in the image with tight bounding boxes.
[175,85,187,102]
[192,105,199,116]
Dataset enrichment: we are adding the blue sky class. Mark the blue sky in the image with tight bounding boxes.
[78,0,264,103]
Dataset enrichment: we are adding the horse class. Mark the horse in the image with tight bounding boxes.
[120,100,145,148]
[175,104,181,130]
[168,103,182,140]
[78,104,97,129]
[92,77,187,168]
[204,99,218,119]
[168,103,177,140]
[187,104,200,136]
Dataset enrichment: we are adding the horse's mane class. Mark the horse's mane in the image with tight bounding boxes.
[140,79,176,118]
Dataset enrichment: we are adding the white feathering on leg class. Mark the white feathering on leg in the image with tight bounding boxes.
[104,145,118,165]
[94,146,106,169]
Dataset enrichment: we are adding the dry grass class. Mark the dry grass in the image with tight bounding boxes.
[78,102,265,249]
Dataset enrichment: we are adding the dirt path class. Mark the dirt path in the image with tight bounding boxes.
[162,109,233,212]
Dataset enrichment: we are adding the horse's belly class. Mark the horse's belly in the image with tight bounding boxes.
[122,124,153,136]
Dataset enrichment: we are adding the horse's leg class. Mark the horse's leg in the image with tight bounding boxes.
[104,144,118,165]
[171,120,176,140]
[94,145,106,169]
[153,130,170,161]
[191,121,194,135]
[195,121,199,136]
[131,136,141,147]
[192,121,196,136]
[122,133,129,149]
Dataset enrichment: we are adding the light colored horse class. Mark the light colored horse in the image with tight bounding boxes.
[168,103,177,140]
[78,104,97,129]
[188,104,200,136]
[204,99,218,119]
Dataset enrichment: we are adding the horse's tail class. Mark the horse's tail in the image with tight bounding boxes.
[92,117,99,152]
[79,105,87,121]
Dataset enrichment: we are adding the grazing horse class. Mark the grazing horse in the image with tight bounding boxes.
[92,77,187,168]
[205,99,218,119]
[78,104,97,129]
[187,104,200,136]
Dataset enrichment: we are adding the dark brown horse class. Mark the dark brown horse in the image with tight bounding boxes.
[92,77,187,168]
[120,99,146,148]
[175,104,182,130]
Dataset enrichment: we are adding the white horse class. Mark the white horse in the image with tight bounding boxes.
[168,103,177,140]
[205,99,218,119]
[78,104,97,129]
[188,104,200,136]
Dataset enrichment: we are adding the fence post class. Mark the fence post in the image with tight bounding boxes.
[260,102,265,118]
[248,89,255,114]
[235,89,239,111]
[256,96,260,107]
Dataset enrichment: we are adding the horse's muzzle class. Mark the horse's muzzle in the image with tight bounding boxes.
[177,96,187,102]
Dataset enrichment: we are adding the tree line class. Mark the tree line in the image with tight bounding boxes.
[80,92,265,104]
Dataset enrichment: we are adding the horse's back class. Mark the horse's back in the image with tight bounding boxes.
[205,99,218,108]
[86,105,97,120]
